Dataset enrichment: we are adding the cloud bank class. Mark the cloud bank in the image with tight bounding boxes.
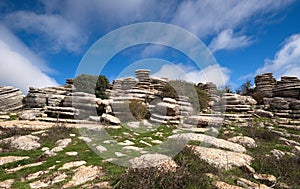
[152,63,230,87]
[0,24,58,93]
[3,0,293,54]
[256,34,300,79]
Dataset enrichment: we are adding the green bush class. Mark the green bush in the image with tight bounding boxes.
[129,100,149,120]
[73,74,110,99]
[95,75,110,99]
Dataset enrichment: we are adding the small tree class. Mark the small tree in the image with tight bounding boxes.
[237,80,253,95]
[95,75,110,99]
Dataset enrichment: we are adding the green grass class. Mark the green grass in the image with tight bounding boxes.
[1,119,300,188]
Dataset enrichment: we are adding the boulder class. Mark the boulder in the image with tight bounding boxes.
[190,146,253,170]
[63,165,103,188]
[101,113,121,125]
[227,136,257,148]
[254,109,274,118]
[19,109,45,120]
[1,135,40,150]
[253,173,276,186]
[170,133,246,153]
[129,153,178,171]
[237,178,270,189]
[270,97,289,110]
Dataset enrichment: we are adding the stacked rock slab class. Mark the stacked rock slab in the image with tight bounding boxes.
[150,77,168,91]
[109,70,169,123]
[61,92,98,119]
[24,84,73,109]
[254,73,276,98]
[22,79,100,121]
[267,76,300,119]
[177,96,194,117]
[0,86,23,113]
[273,76,300,99]
[150,97,180,125]
[135,70,151,90]
[198,82,219,108]
[219,93,256,126]
[221,93,256,113]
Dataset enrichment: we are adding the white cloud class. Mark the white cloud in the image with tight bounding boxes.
[5,11,87,53]
[209,29,251,52]
[256,34,300,79]
[0,24,58,93]
[172,0,293,37]
[3,0,293,54]
[152,63,230,87]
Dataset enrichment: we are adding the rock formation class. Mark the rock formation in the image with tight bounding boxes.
[254,73,276,98]
[0,86,23,113]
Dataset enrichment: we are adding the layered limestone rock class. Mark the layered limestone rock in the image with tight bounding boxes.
[110,70,172,124]
[177,95,194,117]
[221,93,256,112]
[268,76,300,119]
[24,80,73,109]
[273,76,300,99]
[22,80,101,121]
[211,93,257,126]
[0,86,23,113]
[198,82,219,107]
[254,73,276,98]
[150,97,180,125]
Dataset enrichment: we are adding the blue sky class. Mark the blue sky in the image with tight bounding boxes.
[0,0,300,93]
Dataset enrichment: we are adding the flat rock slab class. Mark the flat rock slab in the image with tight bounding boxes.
[63,165,103,188]
[228,136,257,148]
[214,181,243,189]
[1,135,41,150]
[6,161,45,173]
[190,145,253,170]
[29,181,49,189]
[129,153,178,170]
[59,160,86,170]
[0,156,29,166]
[0,179,14,189]
[237,178,270,189]
[56,138,72,148]
[26,170,49,181]
[169,133,246,153]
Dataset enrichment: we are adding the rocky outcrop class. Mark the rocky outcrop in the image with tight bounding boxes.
[0,86,23,113]
[150,97,180,125]
[254,74,300,120]
[178,95,194,117]
[221,93,256,113]
[254,73,276,98]
[190,146,253,170]
[63,165,103,188]
[273,76,300,99]
[1,135,40,150]
[129,153,178,171]
[227,136,257,148]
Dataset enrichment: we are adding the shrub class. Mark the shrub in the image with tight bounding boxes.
[116,147,216,189]
[95,75,110,99]
[73,74,110,99]
[129,100,149,120]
